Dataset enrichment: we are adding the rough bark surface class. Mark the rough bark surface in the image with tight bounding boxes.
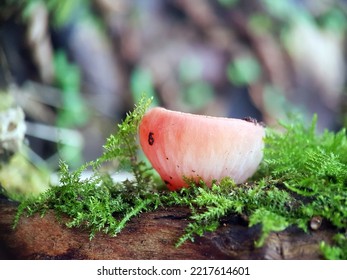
[0,198,334,260]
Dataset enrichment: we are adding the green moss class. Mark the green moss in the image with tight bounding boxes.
[14,98,347,259]
[320,234,347,260]
[14,96,161,239]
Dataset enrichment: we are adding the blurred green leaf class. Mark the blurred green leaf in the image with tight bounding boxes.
[261,0,298,20]
[249,13,273,35]
[183,81,214,110]
[130,67,159,107]
[218,0,239,7]
[319,8,347,33]
[54,50,89,128]
[227,55,261,86]
[58,144,83,168]
[19,0,90,26]
[179,56,203,82]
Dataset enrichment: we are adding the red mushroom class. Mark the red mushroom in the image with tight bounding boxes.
[139,107,265,191]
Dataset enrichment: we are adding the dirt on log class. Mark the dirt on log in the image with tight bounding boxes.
[0,197,335,260]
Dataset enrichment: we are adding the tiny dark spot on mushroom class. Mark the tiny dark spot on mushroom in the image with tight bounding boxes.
[192,170,196,173]
[164,180,171,186]
[176,165,180,168]
[170,176,173,179]
[148,132,155,145]
[166,157,169,160]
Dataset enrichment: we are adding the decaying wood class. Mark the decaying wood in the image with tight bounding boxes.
[0,197,335,260]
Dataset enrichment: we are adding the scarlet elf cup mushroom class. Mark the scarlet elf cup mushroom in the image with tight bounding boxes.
[139,107,265,191]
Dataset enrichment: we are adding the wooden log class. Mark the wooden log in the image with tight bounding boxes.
[0,197,335,260]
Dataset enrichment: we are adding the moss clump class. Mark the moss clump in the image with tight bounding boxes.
[14,98,347,259]
[14,96,161,239]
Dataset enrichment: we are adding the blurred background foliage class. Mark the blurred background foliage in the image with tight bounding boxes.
[1,0,347,196]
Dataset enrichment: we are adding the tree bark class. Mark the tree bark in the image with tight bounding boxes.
[0,197,335,260]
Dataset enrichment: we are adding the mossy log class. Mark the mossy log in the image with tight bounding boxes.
[0,197,335,260]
